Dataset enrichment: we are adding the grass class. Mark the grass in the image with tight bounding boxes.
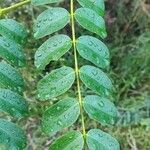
[1,0,150,149]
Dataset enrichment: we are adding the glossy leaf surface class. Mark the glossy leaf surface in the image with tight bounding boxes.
[37,66,75,100]
[75,8,107,38]
[87,129,120,150]
[79,65,113,96]
[77,0,105,16]
[0,61,24,93]
[76,35,109,69]
[49,131,84,150]
[33,8,70,39]
[0,89,28,118]
[42,98,80,134]
[0,119,27,150]
[0,36,26,67]
[32,0,63,6]
[0,19,27,44]
[83,95,118,125]
[35,34,72,70]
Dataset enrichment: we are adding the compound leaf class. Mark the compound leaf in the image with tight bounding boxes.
[37,66,75,100]
[87,129,120,150]
[35,34,72,70]
[42,98,80,134]
[31,0,63,6]
[83,95,118,125]
[49,131,84,150]
[76,35,109,69]
[0,61,24,93]
[77,0,105,16]
[75,8,107,39]
[0,36,26,67]
[33,8,70,39]
[0,89,28,118]
[0,19,27,44]
[79,65,113,96]
[0,119,27,150]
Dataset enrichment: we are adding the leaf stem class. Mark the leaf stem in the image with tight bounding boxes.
[0,0,31,17]
[70,0,86,138]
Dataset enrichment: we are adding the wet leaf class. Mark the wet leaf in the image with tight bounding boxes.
[33,7,70,39]
[0,61,24,93]
[37,66,75,100]
[0,36,26,67]
[0,89,28,118]
[0,19,27,44]
[76,35,109,69]
[42,98,80,134]
[49,131,84,150]
[77,0,105,16]
[75,8,107,38]
[79,65,113,96]
[0,119,27,150]
[87,129,120,150]
[35,34,72,70]
[31,0,63,6]
[83,95,118,125]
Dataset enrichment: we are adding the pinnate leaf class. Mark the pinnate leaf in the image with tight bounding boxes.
[0,89,28,118]
[77,0,105,16]
[75,8,107,38]
[0,19,27,44]
[33,8,70,39]
[0,119,27,150]
[79,65,113,96]
[31,0,63,6]
[42,98,80,134]
[76,35,109,69]
[49,131,84,150]
[83,95,118,125]
[37,66,75,100]
[35,34,72,70]
[87,129,120,150]
[0,36,26,67]
[0,61,24,93]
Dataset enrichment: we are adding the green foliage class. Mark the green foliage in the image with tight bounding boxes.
[87,129,120,150]
[0,119,27,150]
[0,18,28,149]
[31,0,63,6]
[37,66,75,100]
[32,0,119,149]
[49,131,84,150]
[42,98,80,134]
[33,7,70,39]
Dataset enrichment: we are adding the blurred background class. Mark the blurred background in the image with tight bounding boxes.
[0,0,150,149]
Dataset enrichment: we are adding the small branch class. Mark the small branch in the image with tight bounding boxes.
[0,0,31,17]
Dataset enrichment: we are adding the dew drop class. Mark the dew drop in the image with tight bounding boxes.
[99,101,104,107]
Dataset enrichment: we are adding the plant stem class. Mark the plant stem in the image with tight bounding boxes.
[0,0,31,17]
[70,0,86,138]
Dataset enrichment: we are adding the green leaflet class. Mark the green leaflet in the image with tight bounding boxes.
[87,129,120,150]
[75,8,107,39]
[49,131,84,150]
[33,7,70,39]
[0,61,24,93]
[37,66,75,100]
[76,35,110,69]
[77,0,105,16]
[79,65,113,96]
[31,0,63,6]
[0,119,27,150]
[0,36,26,67]
[35,34,72,70]
[0,89,28,118]
[0,19,27,44]
[83,95,118,125]
[42,98,80,134]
